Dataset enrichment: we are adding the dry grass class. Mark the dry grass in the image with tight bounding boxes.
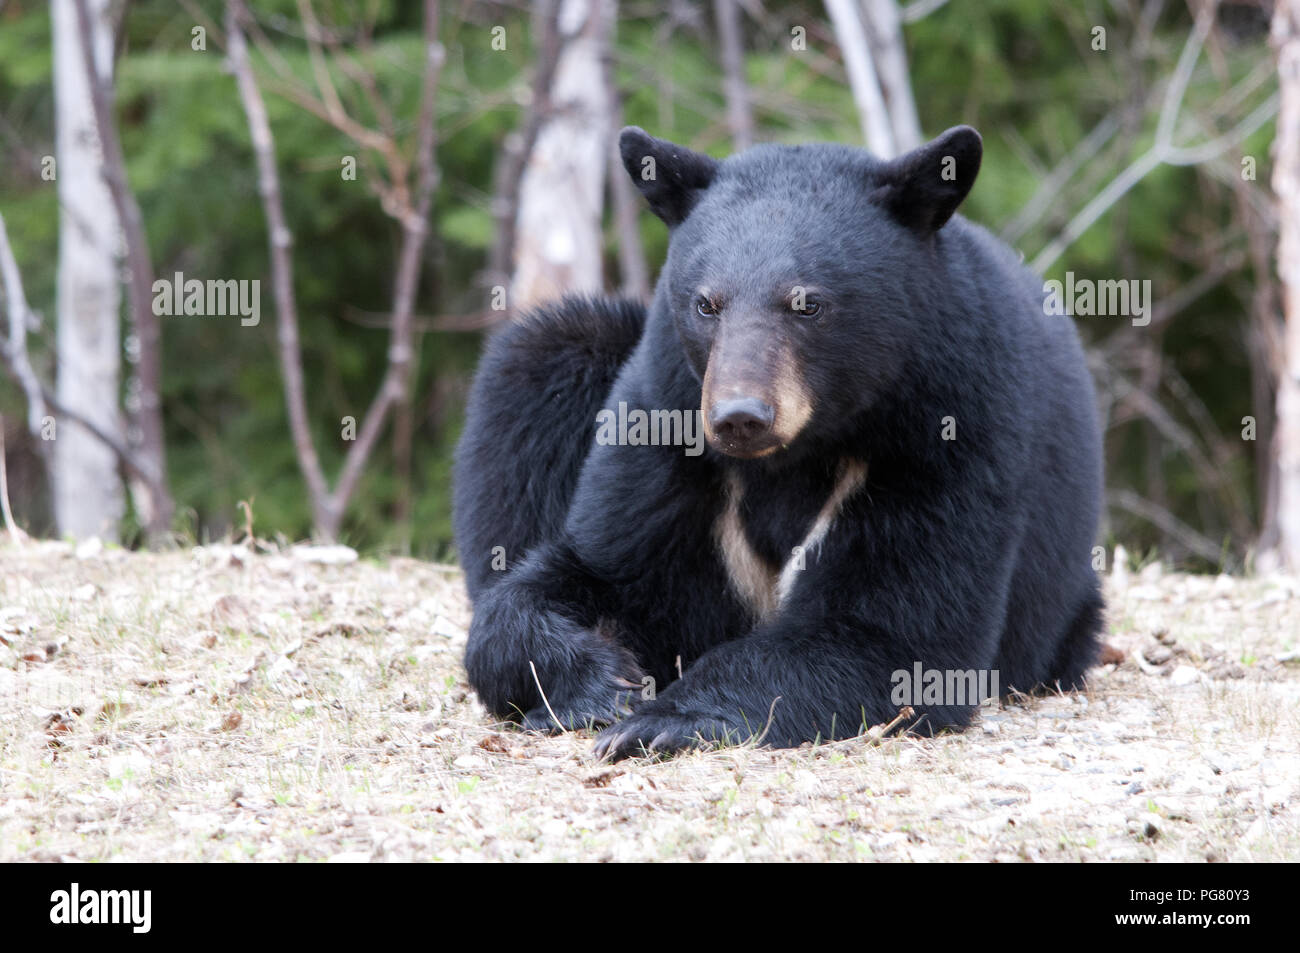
[1,539,1297,862]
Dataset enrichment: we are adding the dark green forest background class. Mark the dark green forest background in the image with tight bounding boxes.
[0,0,1279,566]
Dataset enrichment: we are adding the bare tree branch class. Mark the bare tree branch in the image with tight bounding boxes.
[1110,372,1249,543]
[330,0,444,520]
[1109,488,1227,565]
[227,0,331,528]
[1000,110,1121,244]
[1163,90,1279,165]
[1032,1,1278,273]
[226,0,444,540]
[0,213,48,439]
[0,415,27,544]
[0,288,168,506]
[899,0,947,22]
[36,381,158,492]
[296,0,348,124]
[714,0,754,150]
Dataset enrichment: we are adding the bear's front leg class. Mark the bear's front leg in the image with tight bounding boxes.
[594,486,1018,759]
[465,541,643,732]
[591,618,891,758]
[591,612,995,759]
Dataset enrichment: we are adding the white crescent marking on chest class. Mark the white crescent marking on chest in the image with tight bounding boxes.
[714,459,867,619]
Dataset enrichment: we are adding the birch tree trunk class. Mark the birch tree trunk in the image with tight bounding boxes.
[825,0,895,158]
[1273,0,1300,572]
[509,0,613,312]
[861,0,922,152]
[51,0,124,540]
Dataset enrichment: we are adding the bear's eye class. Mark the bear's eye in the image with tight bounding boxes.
[696,297,719,318]
[792,299,822,318]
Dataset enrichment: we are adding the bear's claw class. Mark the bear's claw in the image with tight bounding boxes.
[592,709,748,761]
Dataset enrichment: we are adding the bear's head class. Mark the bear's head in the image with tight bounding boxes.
[620,125,982,460]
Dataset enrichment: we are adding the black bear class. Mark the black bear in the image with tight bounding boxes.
[453,125,1104,759]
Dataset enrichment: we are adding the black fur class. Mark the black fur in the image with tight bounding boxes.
[453,297,645,597]
[453,126,1105,758]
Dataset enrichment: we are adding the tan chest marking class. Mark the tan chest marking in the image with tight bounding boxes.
[714,472,780,618]
[714,459,868,619]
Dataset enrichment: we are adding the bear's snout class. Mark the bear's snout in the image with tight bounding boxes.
[701,328,815,457]
[709,397,776,453]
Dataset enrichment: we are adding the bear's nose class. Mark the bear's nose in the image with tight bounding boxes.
[710,397,775,443]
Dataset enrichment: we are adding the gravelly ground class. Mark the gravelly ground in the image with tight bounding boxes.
[1,539,1296,862]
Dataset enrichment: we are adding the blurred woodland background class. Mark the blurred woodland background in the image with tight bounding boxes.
[1,0,1298,573]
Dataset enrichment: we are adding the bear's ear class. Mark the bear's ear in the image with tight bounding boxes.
[619,126,719,227]
[872,125,982,234]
